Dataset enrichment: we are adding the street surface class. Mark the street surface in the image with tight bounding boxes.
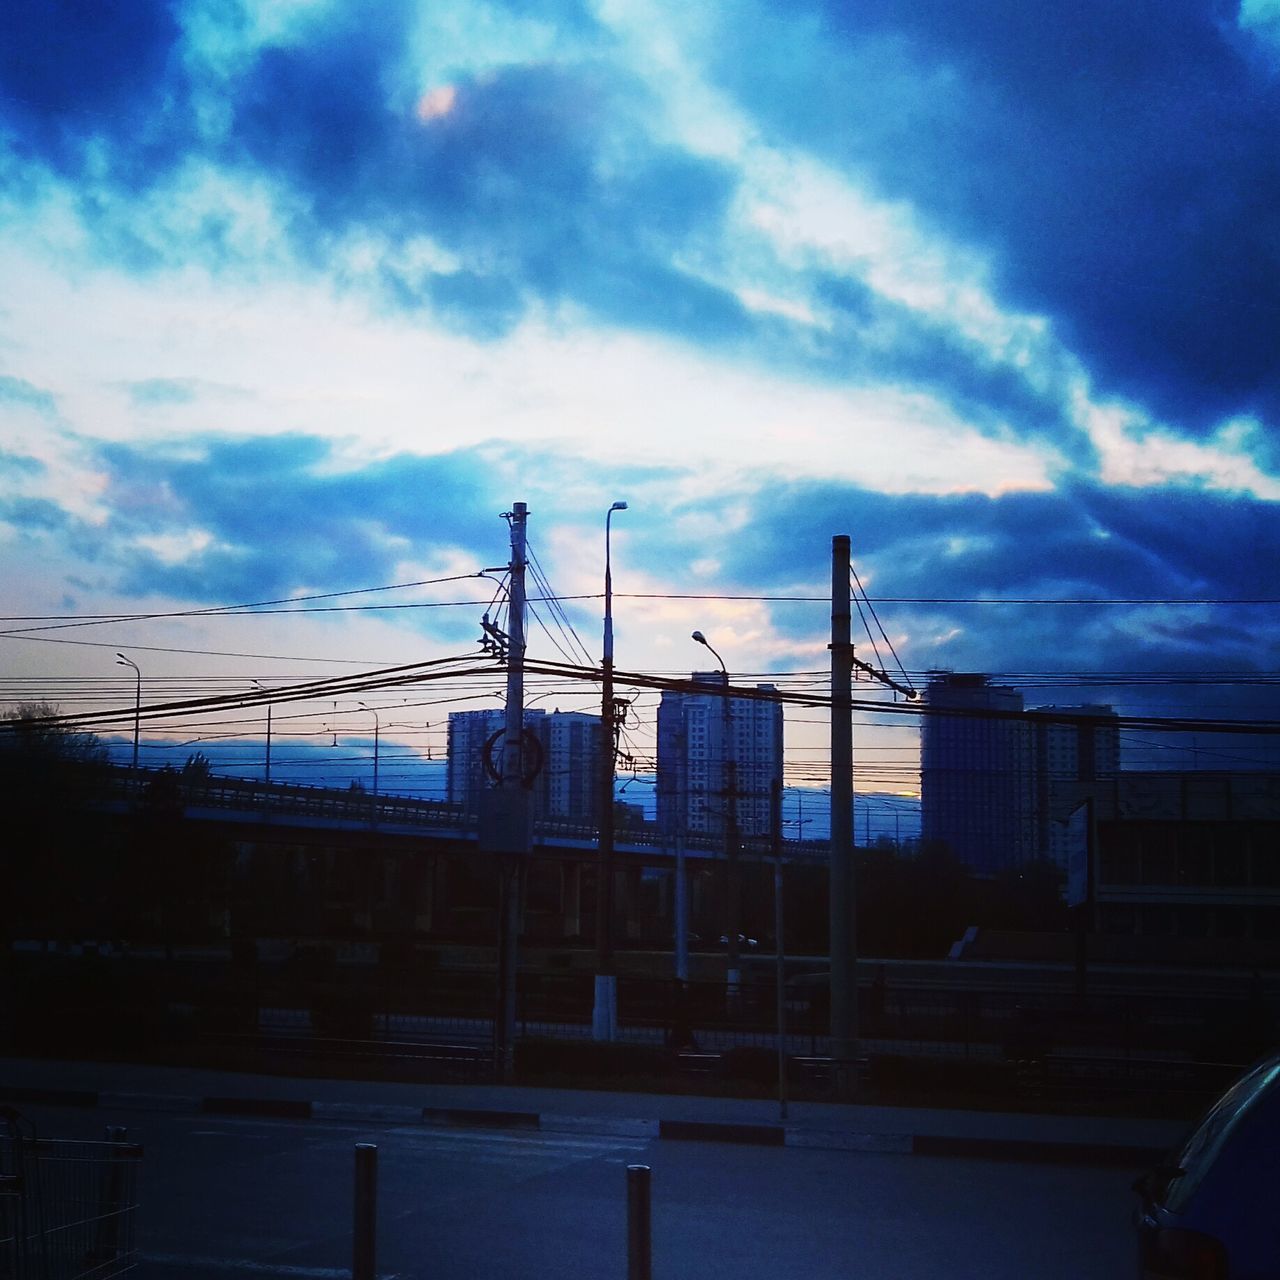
[15,1102,1141,1279]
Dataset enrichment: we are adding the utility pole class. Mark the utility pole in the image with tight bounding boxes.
[493,501,530,1084]
[723,713,740,1001]
[672,722,689,983]
[771,776,788,1121]
[829,534,857,1095]
[594,501,627,1040]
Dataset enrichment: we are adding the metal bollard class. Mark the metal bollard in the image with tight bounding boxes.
[626,1164,651,1280]
[93,1125,129,1263]
[353,1144,377,1280]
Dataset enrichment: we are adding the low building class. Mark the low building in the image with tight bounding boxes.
[1054,771,1280,942]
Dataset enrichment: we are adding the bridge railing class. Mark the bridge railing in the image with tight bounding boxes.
[102,764,831,855]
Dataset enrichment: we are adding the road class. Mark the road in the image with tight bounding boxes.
[14,1103,1141,1279]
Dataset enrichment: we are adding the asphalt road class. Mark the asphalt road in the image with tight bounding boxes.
[14,1104,1141,1279]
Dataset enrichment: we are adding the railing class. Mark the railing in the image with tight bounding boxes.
[102,765,814,855]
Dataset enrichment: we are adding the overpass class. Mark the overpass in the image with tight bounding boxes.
[103,764,825,864]
[94,765,828,949]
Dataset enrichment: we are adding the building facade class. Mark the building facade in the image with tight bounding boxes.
[447,708,603,824]
[921,672,1036,874]
[1078,771,1280,945]
[541,710,602,824]
[656,674,784,839]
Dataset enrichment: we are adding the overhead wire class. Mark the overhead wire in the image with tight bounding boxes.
[525,539,595,667]
[851,563,916,695]
[0,573,496,636]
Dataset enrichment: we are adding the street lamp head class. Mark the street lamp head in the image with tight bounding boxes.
[691,630,707,645]
[610,500,628,513]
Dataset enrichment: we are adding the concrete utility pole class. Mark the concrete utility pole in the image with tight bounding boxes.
[771,776,788,1121]
[594,500,627,1040]
[829,534,857,1093]
[494,501,529,1083]
[672,722,689,984]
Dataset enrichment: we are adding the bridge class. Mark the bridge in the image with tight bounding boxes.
[92,765,828,950]
[103,765,825,863]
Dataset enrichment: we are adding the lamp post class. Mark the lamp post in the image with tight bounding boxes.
[115,652,141,776]
[358,703,380,799]
[691,629,740,998]
[252,681,272,786]
[594,499,627,1041]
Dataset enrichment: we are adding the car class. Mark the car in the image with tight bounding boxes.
[1133,1051,1280,1279]
[717,933,759,949]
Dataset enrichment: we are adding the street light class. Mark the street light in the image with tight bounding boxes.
[251,681,272,786]
[691,629,741,998]
[358,703,380,799]
[115,652,141,774]
[594,499,628,1041]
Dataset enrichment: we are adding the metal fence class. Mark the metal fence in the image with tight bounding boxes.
[1,1111,143,1280]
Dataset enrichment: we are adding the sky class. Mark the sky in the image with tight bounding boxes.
[3,0,1280,832]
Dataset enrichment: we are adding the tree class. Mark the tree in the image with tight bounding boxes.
[183,751,212,780]
[0,702,113,942]
[1,701,108,769]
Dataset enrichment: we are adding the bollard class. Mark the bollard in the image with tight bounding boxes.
[353,1144,377,1280]
[93,1125,129,1263]
[626,1164,651,1280]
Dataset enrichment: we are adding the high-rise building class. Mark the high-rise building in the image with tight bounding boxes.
[446,707,601,823]
[541,710,602,823]
[921,672,1035,873]
[656,674,784,839]
[447,708,542,817]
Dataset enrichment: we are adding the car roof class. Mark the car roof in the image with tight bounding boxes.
[1163,1052,1280,1213]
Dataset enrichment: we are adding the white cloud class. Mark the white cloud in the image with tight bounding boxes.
[0,231,1060,500]
[1074,390,1280,499]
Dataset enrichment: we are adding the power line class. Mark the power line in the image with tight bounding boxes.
[5,592,1278,631]
[0,573,493,633]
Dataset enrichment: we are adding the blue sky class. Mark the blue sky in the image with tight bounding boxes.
[3,0,1280,825]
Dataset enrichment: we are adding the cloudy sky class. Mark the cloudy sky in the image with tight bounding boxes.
[3,0,1280,820]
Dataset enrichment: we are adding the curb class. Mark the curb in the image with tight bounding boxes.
[659,1119,785,1146]
[1,1084,1164,1167]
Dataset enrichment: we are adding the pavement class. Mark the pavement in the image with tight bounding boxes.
[0,1055,1193,1167]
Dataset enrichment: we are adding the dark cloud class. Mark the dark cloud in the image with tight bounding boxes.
[94,434,505,607]
[229,38,749,343]
[0,375,58,415]
[0,495,70,533]
[419,271,524,340]
[802,271,1091,460]
[715,0,1280,433]
[0,0,189,179]
[4,0,1276,461]
[0,449,45,476]
[719,475,1280,679]
[3,0,749,346]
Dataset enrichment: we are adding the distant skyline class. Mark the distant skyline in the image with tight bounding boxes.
[4,1,1280,797]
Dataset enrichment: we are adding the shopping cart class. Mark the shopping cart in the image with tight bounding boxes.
[1,1108,143,1279]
